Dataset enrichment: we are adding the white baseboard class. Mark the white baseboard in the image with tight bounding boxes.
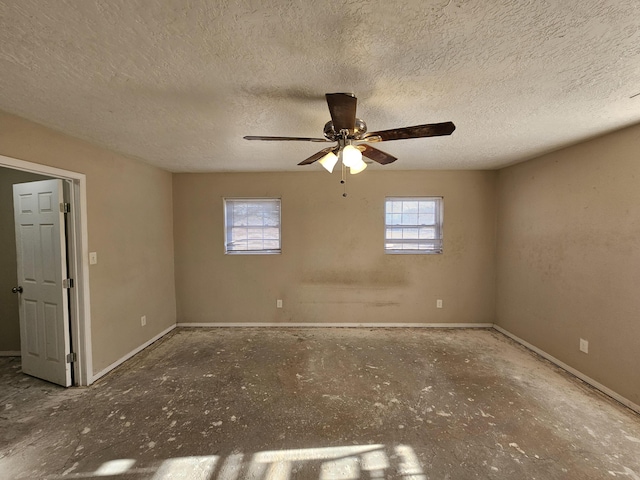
[177,322,494,329]
[493,325,640,415]
[0,351,21,357]
[91,324,176,383]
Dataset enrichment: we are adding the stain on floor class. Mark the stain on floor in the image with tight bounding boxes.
[1,327,639,479]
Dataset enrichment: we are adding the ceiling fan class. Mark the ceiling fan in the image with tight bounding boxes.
[244,93,456,175]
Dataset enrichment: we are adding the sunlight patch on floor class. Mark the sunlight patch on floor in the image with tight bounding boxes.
[43,444,425,480]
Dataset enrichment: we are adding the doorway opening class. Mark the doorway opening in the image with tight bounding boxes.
[0,154,92,386]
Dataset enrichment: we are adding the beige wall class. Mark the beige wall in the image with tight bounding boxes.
[496,123,640,405]
[5,105,636,405]
[173,170,497,325]
[0,111,176,373]
[0,168,49,352]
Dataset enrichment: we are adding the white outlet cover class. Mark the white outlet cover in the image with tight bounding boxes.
[580,339,589,353]
[89,252,98,265]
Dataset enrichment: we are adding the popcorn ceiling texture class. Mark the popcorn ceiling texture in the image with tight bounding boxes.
[0,0,639,172]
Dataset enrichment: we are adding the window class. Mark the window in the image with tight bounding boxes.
[224,198,281,254]
[385,197,443,254]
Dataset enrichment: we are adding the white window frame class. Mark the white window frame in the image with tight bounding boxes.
[384,196,443,254]
[223,198,281,254]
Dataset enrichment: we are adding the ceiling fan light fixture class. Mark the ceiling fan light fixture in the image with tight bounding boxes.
[349,157,368,174]
[341,144,362,168]
[318,151,339,173]
[243,93,455,189]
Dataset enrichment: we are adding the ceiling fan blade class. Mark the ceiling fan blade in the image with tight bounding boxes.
[298,146,338,165]
[364,121,456,142]
[325,93,357,132]
[244,135,330,142]
[357,144,397,165]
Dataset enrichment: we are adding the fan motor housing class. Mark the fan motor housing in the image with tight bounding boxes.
[324,118,367,140]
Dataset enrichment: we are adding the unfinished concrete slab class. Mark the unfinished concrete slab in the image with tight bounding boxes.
[1,328,639,479]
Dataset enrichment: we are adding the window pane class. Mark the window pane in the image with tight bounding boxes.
[247,228,264,239]
[233,206,247,225]
[231,227,248,241]
[386,227,404,239]
[419,202,435,214]
[390,201,403,213]
[403,228,419,239]
[264,212,279,227]
[403,201,419,213]
[402,213,418,225]
[247,214,263,226]
[263,240,280,250]
[247,239,265,250]
[230,239,248,250]
[418,214,434,225]
[419,227,435,239]
[263,227,279,240]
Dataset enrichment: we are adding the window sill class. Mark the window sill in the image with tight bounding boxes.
[385,250,443,255]
[224,251,281,255]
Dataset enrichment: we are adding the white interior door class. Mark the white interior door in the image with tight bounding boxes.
[13,179,71,386]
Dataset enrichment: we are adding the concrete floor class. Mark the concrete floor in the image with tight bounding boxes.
[1,328,640,480]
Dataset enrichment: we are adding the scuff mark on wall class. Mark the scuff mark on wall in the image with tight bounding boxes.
[301,256,409,287]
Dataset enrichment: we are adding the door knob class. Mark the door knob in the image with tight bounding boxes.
[12,286,23,294]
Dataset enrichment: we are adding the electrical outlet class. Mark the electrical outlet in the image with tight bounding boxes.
[89,252,98,265]
[436,299,443,309]
[276,299,283,308]
[580,338,588,354]
[141,315,146,326]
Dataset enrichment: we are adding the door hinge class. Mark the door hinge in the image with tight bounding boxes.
[66,352,77,363]
[61,202,71,213]
[62,278,74,289]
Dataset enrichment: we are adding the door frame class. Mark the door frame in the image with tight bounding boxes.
[1,154,92,386]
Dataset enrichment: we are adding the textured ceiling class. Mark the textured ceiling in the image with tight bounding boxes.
[1,0,639,172]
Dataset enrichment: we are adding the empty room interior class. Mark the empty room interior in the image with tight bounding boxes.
[1,1,639,479]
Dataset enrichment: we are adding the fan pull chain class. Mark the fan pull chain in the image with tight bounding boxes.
[341,162,347,197]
